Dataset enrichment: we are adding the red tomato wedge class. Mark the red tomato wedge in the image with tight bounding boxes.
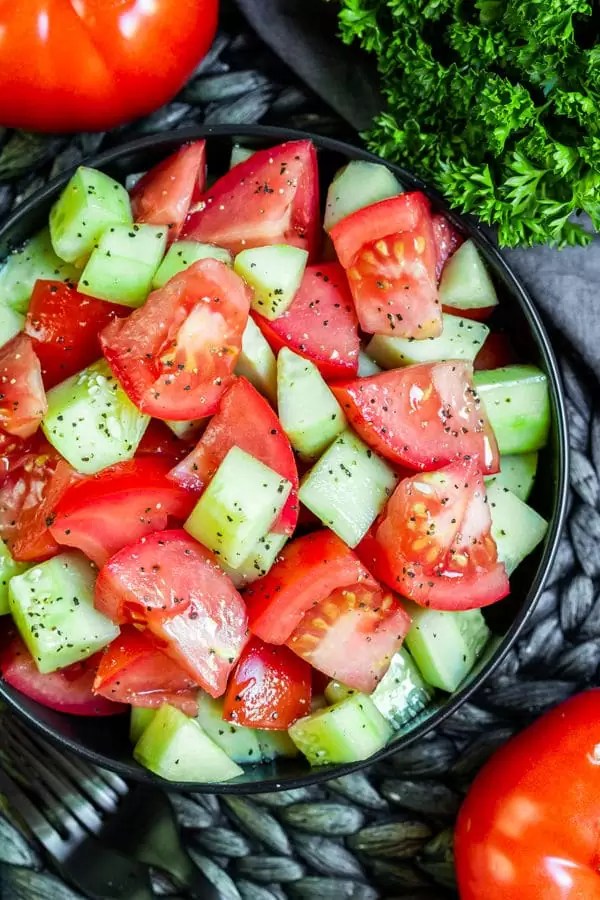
[287,583,410,693]
[222,637,311,729]
[169,377,298,534]
[135,420,199,464]
[331,362,499,474]
[359,459,509,610]
[0,633,124,717]
[130,140,206,242]
[474,332,517,371]
[95,529,248,697]
[100,258,251,420]
[330,193,441,338]
[246,530,379,645]
[253,263,360,380]
[50,457,196,568]
[0,333,47,438]
[431,212,464,281]
[182,140,320,258]
[25,280,127,389]
[93,626,199,716]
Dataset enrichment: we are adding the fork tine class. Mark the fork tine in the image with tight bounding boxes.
[0,764,70,858]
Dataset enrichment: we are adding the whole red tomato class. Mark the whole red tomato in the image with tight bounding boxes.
[455,690,600,899]
[0,1,219,132]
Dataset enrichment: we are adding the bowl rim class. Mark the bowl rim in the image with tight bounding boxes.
[0,123,570,793]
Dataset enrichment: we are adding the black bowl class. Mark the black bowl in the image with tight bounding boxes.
[0,125,569,792]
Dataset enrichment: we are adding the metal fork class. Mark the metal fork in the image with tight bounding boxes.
[1,714,219,899]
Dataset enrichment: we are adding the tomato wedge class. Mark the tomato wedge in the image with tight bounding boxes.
[432,212,464,281]
[330,193,441,338]
[182,140,320,258]
[474,332,517,371]
[169,377,298,534]
[246,530,379,645]
[95,529,248,697]
[25,280,127,389]
[331,362,499,474]
[359,459,509,609]
[50,457,196,568]
[135,420,199,464]
[253,263,360,380]
[100,258,250,420]
[130,140,206,242]
[0,632,124,717]
[222,637,311,729]
[0,333,47,438]
[93,626,199,716]
[287,583,410,693]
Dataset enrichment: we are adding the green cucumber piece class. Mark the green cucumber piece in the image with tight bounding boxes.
[371,648,433,729]
[184,446,292,568]
[197,694,262,764]
[164,418,206,441]
[277,347,346,460]
[219,531,288,588]
[0,228,79,314]
[474,365,550,454]
[288,693,392,765]
[8,552,119,674]
[152,241,232,289]
[487,482,548,576]
[324,681,357,704]
[438,240,498,311]
[324,161,403,233]
[367,314,489,368]
[485,452,538,502]
[49,166,132,264]
[230,145,255,168]
[0,539,28,616]
[235,316,277,405]
[404,602,490,693]
[95,223,167,267]
[0,305,25,348]
[42,359,150,475]
[234,245,308,320]
[357,351,381,377]
[298,429,397,548]
[130,707,157,744]
[133,704,243,783]
[257,729,299,761]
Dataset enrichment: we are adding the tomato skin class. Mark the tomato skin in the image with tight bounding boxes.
[0,632,124,717]
[130,141,207,242]
[50,457,196,568]
[253,263,360,380]
[0,1,218,133]
[100,258,251,420]
[169,377,299,534]
[331,362,500,475]
[474,331,517,371]
[25,280,127,389]
[455,690,600,900]
[0,334,47,439]
[182,141,321,259]
[246,530,379,645]
[223,637,312,729]
[431,212,464,281]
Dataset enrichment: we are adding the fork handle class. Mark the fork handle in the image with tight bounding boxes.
[65,841,155,900]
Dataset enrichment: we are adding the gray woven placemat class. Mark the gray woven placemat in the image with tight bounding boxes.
[0,11,594,900]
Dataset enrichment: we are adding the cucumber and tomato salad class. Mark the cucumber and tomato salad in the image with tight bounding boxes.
[0,138,551,783]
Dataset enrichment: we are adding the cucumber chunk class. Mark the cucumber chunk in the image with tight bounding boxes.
[164,418,206,441]
[324,161,403,233]
[324,681,357,704]
[49,166,132,264]
[234,245,308,320]
[438,240,498,311]
[299,429,397,548]
[219,531,288,588]
[0,305,25,348]
[404,602,490,693]
[277,347,346,460]
[0,539,28,616]
[357,351,381,377]
[367,314,489,368]
[487,482,548,575]
[184,446,292,568]
[485,452,538,502]
[230,145,255,168]
[133,704,243,783]
[152,241,232,289]
[79,224,167,308]
[289,693,392,765]
[235,316,277,405]
[474,365,550,454]
[257,728,299,761]
[197,694,262,764]
[42,359,150,475]
[371,648,433,729]
[0,228,79,314]
[8,552,119,674]
[130,707,157,744]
